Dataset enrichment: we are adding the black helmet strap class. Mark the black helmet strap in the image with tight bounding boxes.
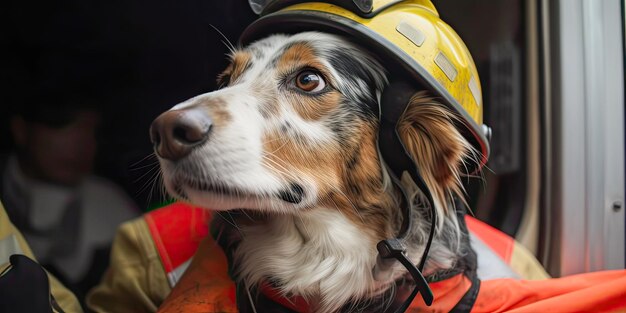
[374,81,436,312]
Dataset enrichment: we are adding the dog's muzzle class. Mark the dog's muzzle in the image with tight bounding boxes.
[150,108,212,161]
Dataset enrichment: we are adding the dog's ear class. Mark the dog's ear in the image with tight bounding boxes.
[396,91,474,214]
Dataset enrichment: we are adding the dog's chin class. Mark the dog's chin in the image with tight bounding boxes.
[183,188,268,211]
[163,177,312,213]
[186,190,311,213]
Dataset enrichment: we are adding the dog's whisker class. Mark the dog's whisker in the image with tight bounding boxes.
[226,211,245,239]
[134,171,160,196]
[154,175,167,205]
[132,163,161,185]
[129,161,160,172]
[245,285,259,313]
[268,138,292,155]
[152,170,165,203]
[128,153,159,171]
[241,209,256,222]
[262,136,284,145]
[261,158,298,182]
[128,152,158,169]
[210,24,237,53]
[145,168,163,201]
[260,157,304,192]
[295,214,310,239]
[134,165,162,195]
[217,211,241,231]
[221,40,235,55]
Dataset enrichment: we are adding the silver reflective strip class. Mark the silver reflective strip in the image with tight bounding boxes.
[469,75,482,106]
[434,51,458,82]
[396,21,426,47]
[167,258,192,287]
[248,0,268,14]
[470,233,520,280]
[0,235,23,265]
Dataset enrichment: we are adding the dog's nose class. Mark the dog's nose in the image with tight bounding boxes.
[150,108,212,161]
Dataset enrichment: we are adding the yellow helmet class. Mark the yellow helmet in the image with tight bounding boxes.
[240,0,490,169]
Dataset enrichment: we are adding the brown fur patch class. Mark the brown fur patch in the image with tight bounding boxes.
[284,91,342,121]
[217,51,253,86]
[262,117,395,240]
[397,91,471,215]
[262,130,341,195]
[275,43,320,73]
[335,120,396,239]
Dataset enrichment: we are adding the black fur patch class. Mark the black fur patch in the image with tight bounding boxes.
[280,121,292,133]
[324,48,382,116]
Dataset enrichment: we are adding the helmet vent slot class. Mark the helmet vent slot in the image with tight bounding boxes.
[434,51,457,82]
[396,21,426,47]
[469,75,481,106]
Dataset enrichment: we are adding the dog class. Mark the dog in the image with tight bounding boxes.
[150,31,478,313]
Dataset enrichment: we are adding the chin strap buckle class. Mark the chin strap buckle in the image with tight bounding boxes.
[376,239,434,312]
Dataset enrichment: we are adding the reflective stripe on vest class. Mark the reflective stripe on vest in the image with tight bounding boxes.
[145,202,211,286]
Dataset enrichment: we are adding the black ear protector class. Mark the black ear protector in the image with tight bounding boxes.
[374,81,437,312]
[250,0,405,17]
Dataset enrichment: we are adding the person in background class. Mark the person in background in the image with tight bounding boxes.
[0,90,138,307]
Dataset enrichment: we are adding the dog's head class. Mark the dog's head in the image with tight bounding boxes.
[152,32,384,213]
[152,31,471,220]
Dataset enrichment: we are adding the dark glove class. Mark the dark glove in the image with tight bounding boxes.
[0,254,64,313]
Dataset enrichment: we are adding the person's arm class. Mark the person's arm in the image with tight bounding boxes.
[86,217,171,313]
[0,201,82,313]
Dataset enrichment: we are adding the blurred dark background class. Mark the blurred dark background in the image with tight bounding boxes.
[0,0,257,210]
[0,0,526,233]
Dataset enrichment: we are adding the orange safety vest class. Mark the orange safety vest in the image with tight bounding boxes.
[147,203,626,313]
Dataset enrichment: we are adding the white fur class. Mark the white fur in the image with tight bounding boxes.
[234,209,392,313]
[159,33,353,213]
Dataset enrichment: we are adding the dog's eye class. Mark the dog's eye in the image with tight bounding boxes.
[295,71,325,92]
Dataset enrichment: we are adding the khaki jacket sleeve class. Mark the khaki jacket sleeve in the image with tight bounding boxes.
[0,202,82,313]
[509,240,551,280]
[87,217,171,313]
